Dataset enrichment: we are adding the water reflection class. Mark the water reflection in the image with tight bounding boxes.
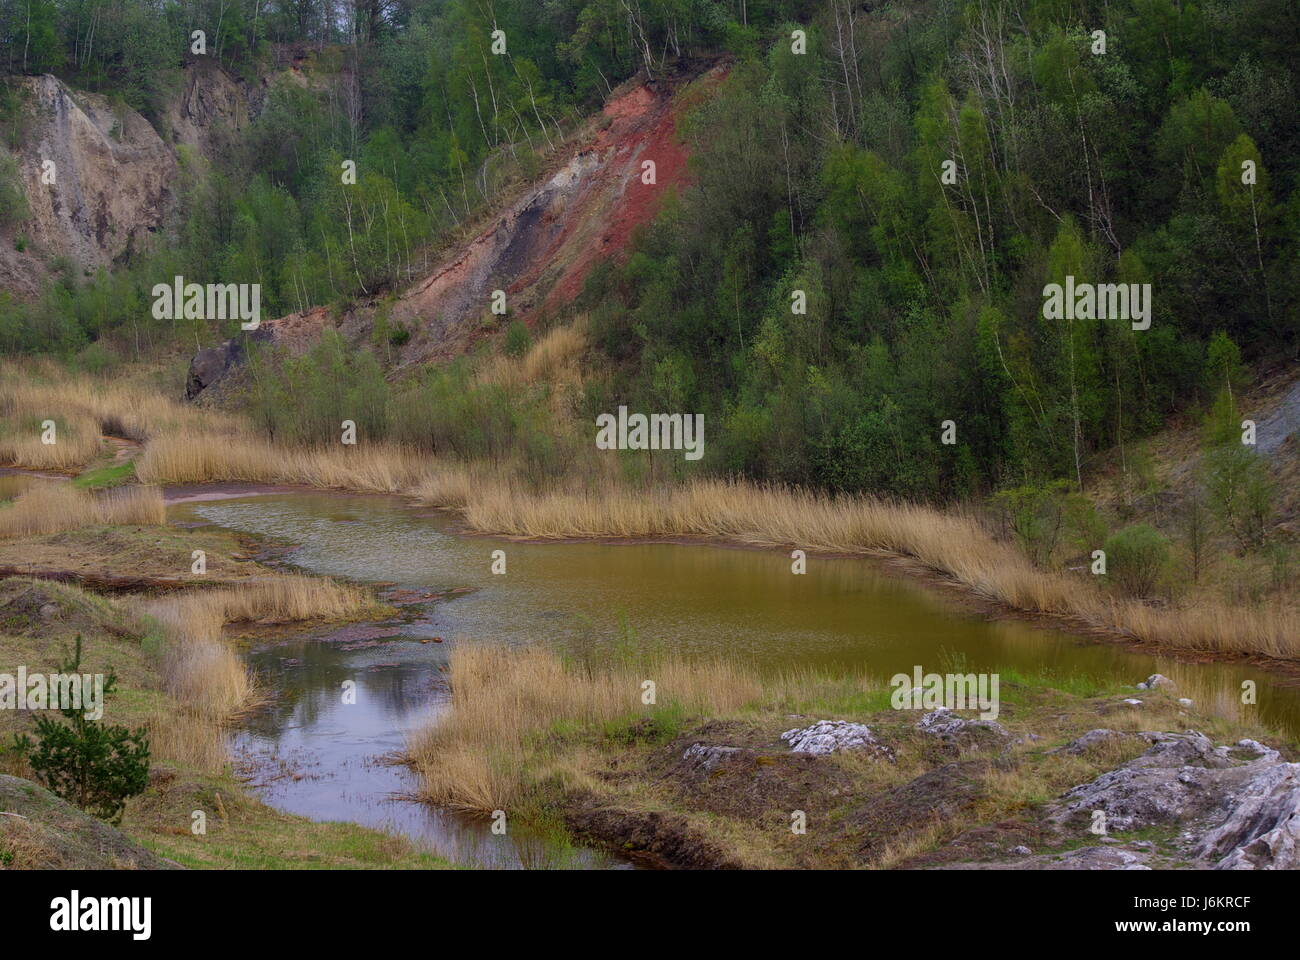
[233,624,626,869]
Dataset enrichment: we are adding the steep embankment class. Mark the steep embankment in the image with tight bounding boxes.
[161,58,265,159]
[0,62,262,302]
[0,75,175,300]
[185,62,726,399]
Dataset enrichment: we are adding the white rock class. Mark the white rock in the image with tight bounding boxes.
[1136,674,1175,690]
[916,707,1008,739]
[780,719,886,757]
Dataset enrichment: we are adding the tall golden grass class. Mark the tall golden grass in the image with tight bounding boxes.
[477,320,587,389]
[135,432,435,491]
[0,359,237,472]
[0,418,101,470]
[140,575,381,724]
[0,482,165,537]
[409,644,765,813]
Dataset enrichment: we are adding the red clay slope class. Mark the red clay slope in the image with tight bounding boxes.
[188,62,727,397]
[385,62,726,364]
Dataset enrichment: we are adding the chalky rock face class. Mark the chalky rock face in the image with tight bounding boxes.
[0,74,176,301]
[1052,732,1300,869]
[781,720,877,756]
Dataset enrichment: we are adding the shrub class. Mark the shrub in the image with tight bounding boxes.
[11,636,150,825]
[505,319,531,358]
[0,151,27,229]
[1202,445,1275,550]
[991,479,1073,567]
[1103,524,1171,598]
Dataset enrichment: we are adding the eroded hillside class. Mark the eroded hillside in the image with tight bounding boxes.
[0,61,265,301]
[0,75,175,299]
[185,62,726,399]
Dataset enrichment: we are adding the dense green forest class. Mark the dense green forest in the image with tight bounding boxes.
[2,0,1299,506]
[579,0,1300,498]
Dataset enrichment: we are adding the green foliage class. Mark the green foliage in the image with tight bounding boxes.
[3,0,1299,516]
[1205,331,1247,399]
[582,0,1300,503]
[10,636,150,825]
[72,461,136,489]
[1202,446,1276,551]
[991,480,1074,568]
[246,332,389,445]
[1102,524,1171,597]
[504,319,532,358]
[0,148,27,228]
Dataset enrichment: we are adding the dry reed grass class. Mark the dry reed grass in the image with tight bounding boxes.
[0,359,237,473]
[0,482,165,537]
[146,711,231,775]
[140,575,379,724]
[409,643,764,813]
[135,432,433,492]
[478,320,587,388]
[0,418,101,470]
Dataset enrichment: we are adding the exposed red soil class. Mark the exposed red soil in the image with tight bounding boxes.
[239,62,730,373]
[531,76,698,313]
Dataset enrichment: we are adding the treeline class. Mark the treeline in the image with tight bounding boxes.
[581,0,1300,501]
[0,0,802,356]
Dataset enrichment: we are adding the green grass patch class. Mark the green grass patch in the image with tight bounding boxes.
[72,461,136,489]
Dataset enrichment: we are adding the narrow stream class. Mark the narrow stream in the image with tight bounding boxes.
[169,488,1300,868]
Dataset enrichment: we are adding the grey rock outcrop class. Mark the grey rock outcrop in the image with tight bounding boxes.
[681,743,742,773]
[185,327,273,399]
[1052,732,1300,869]
[1053,729,1130,755]
[780,720,893,758]
[1137,674,1175,690]
[915,708,1009,750]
